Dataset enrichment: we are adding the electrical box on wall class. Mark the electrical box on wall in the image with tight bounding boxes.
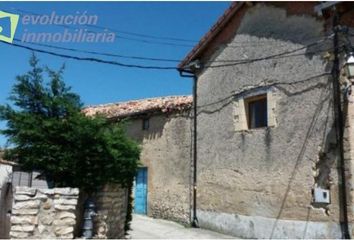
[313,187,330,204]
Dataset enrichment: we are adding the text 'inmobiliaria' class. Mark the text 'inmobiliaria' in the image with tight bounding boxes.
[21,11,115,43]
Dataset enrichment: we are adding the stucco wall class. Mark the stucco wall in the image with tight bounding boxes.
[195,4,341,238]
[125,112,192,224]
[0,164,12,191]
[340,27,354,237]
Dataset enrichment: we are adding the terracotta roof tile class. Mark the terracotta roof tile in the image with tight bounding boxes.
[83,95,193,119]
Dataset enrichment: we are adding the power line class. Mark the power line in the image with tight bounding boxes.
[207,46,339,64]
[1,41,178,70]
[14,39,181,63]
[197,72,331,109]
[205,34,334,68]
[85,24,197,43]
[14,34,333,66]
[111,35,194,47]
[2,35,335,71]
[269,81,331,238]
[225,34,334,48]
[10,8,335,49]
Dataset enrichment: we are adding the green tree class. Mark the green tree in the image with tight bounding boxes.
[0,54,140,191]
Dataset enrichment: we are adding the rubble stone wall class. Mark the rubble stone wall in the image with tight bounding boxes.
[9,186,79,239]
[126,112,192,224]
[93,184,128,239]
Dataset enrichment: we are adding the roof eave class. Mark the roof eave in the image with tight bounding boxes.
[178,2,245,71]
[105,105,193,121]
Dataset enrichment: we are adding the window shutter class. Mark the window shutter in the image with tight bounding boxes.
[267,91,277,127]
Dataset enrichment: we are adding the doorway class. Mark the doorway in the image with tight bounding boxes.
[134,167,147,214]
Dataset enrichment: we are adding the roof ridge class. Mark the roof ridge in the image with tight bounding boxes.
[84,95,192,109]
[83,95,193,119]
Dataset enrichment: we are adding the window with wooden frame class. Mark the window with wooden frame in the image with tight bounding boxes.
[244,94,268,129]
[234,90,277,131]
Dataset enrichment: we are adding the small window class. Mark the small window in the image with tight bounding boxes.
[142,118,149,130]
[245,94,267,129]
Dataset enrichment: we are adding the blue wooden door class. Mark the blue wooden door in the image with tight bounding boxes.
[134,168,147,214]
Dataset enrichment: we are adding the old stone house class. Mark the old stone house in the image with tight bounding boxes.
[178,2,354,239]
[0,95,193,239]
[84,96,193,224]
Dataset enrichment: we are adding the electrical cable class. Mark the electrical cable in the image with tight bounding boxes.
[13,38,182,63]
[12,35,334,67]
[196,72,331,110]
[10,8,336,49]
[85,24,197,43]
[1,35,335,71]
[1,41,178,70]
[205,34,334,68]
[14,38,333,64]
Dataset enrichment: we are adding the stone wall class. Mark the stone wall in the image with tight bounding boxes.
[9,186,79,239]
[194,3,342,238]
[125,112,192,224]
[92,184,128,239]
[7,184,128,239]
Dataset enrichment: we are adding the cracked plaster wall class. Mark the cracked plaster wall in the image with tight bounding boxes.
[195,4,342,238]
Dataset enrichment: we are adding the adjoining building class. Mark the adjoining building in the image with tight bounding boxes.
[0,96,193,227]
[178,2,354,238]
[84,95,193,224]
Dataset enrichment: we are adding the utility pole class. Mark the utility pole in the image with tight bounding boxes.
[332,11,351,239]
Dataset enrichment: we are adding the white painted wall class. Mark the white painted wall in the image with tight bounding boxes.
[0,164,12,190]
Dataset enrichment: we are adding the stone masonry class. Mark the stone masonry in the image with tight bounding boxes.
[126,113,192,224]
[9,186,79,239]
[93,184,128,239]
[84,97,193,225]
[186,3,347,238]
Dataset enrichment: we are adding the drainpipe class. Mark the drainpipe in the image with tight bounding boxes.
[191,74,198,228]
[179,60,201,228]
[332,10,351,239]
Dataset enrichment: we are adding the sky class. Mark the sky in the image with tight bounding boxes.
[0,1,231,146]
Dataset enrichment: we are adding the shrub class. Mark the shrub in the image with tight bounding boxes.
[0,54,140,192]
